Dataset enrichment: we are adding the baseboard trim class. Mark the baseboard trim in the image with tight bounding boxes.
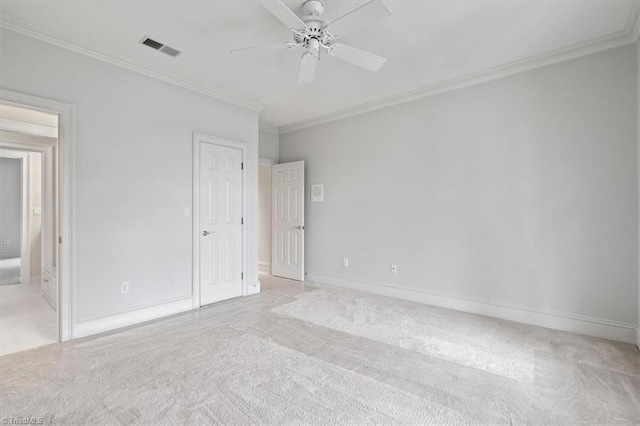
[30,275,42,285]
[306,272,637,344]
[258,261,271,275]
[74,296,193,339]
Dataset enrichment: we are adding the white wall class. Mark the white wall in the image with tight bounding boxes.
[280,45,638,328]
[0,157,21,259]
[0,29,260,326]
[259,129,279,162]
[258,164,271,274]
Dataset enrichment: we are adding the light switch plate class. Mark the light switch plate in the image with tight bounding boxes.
[183,205,191,216]
[33,207,42,216]
[311,184,324,202]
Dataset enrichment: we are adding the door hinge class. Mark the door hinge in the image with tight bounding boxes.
[59,237,62,244]
[241,162,244,170]
[241,217,244,225]
[241,272,244,280]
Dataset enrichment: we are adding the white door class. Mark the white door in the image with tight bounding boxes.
[199,142,243,305]
[272,161,304,281]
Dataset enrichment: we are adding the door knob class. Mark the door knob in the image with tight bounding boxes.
[295,226,304,230]
[202,230,214,236]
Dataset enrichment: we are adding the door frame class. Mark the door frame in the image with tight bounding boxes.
[192,132,247,309]
[0,149,30,285]
[0,88,76,341]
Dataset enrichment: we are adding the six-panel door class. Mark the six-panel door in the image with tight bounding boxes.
[271,161,305,281]
[199,143,243,305]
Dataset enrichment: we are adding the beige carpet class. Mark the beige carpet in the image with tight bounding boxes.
[1,275,638,424]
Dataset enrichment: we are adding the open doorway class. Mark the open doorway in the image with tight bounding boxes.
[0,103,58,355]
[258,160,274,276]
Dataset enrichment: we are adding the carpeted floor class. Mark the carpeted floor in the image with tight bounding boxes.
[0,275,638,424]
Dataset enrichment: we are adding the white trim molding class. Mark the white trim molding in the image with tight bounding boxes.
[74,297,193,338]
[259,157,277,165]
[0,13,263,113]
[259,123,279,135]
[280,12,640,134]
[306,272,638,344]
[0,118,58,138]
[628,0,640,42]
[258,260,271,275]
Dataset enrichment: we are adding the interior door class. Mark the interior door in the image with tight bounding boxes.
[199,142,243,305]
[272,161,304,281]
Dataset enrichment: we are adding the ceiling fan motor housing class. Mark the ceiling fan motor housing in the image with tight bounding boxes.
[302,0,324,17]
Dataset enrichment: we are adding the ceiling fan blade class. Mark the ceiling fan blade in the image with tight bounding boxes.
[261,1,308,30]
[297,52,318,84]
[325,0,392,35]
[328,44,386,72]
[230,42,297,55]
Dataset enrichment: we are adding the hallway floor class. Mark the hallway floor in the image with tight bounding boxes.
[0,277,57,356]
[0,276,638,424]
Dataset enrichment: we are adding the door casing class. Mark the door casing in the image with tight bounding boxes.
[0,88,75,342]
[192,132,248,308]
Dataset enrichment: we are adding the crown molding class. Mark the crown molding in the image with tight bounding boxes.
[280,22,638,134]
[0,14,264,113]
[630,0,640,42]
[259,123,279,135]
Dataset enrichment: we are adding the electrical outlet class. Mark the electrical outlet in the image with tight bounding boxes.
[391,264,398,274]
[120,281,130,294]
[343,257,349,267]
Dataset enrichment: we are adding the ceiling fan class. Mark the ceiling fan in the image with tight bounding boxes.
[231,0,392,84]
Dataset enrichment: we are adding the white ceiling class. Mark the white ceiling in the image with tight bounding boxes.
[0,1,638,129]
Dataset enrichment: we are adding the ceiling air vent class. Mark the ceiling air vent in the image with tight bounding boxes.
[139,37,181,57]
